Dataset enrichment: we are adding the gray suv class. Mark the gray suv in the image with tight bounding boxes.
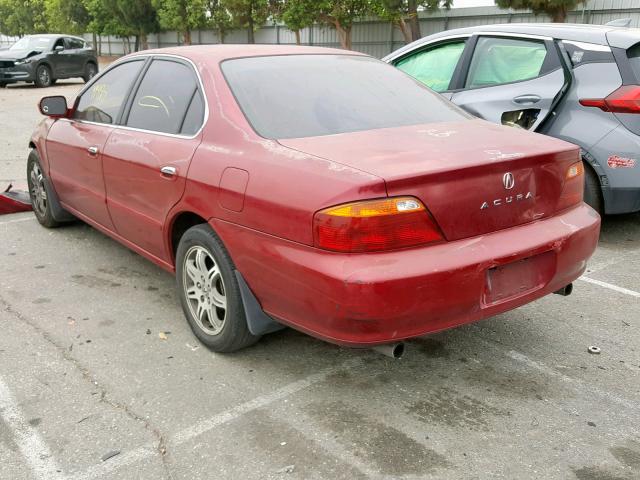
[384,23,640,215]
[0,34,98,88]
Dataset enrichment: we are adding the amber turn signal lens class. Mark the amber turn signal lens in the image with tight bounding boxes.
[314,197,443,253]
[566,161,584,180]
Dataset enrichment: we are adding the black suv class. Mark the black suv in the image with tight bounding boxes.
[0,34,98,88]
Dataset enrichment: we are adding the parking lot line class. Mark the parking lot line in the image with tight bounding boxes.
[0,376,65,480]
[70,357,363,480]
[578,276,640,298]
[506,350,639,411]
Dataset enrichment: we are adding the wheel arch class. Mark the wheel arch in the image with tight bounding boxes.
[168,211,209,264]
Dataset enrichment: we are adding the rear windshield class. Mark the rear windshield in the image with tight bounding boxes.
[628,43,640,80]
[221,54,469,139]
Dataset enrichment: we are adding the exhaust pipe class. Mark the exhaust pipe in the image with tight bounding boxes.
[554,283,573,296]
[371,342,405,359]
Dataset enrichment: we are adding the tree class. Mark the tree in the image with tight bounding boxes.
[223,0,270,44]
[0,0,48,36]
[272,0,315,45]
[316,0,371,50]
[373,0,452,44]
[44,0,90,35]
[494,0,585,23]
[204,0,233,43]
[96,0,159,50]
[153,0,209,45]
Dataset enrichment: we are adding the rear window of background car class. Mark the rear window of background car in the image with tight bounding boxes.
[395,41,466,92]
[465,37,548,88]
[221,54,469,139]
[74,60,144,124]
[125,59,204,135]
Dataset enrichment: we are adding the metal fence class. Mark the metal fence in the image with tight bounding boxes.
[1,0,639,59]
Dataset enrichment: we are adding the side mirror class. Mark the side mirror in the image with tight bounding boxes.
[54,45,64,52]
[39,96,69,118]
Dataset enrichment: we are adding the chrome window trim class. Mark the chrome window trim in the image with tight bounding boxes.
[473,31,554,42]
[72,53,209,140]
[385,34,472,63]
[562,40,611,53]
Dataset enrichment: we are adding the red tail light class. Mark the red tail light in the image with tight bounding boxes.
[557,160,585,210]
[580,85,640,113]
[313,197,443,253]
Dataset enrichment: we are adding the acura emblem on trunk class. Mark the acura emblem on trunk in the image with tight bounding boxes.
[480,172,532,210]
[503,172,515,190]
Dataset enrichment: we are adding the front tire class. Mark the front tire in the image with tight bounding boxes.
[584,164,604,215]
[34,65,52,88]
[83,63,97,83]
[176,224,260,352]
[27,150,62,228]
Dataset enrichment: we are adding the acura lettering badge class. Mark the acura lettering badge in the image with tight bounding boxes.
[480,172,533,210]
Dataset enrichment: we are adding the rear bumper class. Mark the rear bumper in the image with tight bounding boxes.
[213,203,600,347]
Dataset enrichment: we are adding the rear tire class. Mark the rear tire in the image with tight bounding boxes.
[34,65,52,88]
[176,224,260,353]
[583,164,604,215]
[83,63,97,83]
[27,150,63,228]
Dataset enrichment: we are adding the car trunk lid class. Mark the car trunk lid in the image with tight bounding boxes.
[279,120,580,241]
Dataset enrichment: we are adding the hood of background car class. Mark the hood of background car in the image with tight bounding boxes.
[0,49,41,61]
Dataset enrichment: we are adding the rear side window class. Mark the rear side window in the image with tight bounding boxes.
[74,60,144,124]
[395,41,466,92]
[466,37,548,88]
[126,59,202,135]
[627,43,640,80]
[222,54,468,139]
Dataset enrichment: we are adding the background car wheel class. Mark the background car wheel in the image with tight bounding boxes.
[35,65,52,88]
[83,63,97,83]
[27,150,63,228]
[176,224,260,353]
[583,164,604,215]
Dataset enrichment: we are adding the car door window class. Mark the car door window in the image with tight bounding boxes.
[395,41,466,93]
[74,60,144,125]
[466,37,548,89]
[66,38,84,50]
[52,38,65,51]
[180,89,205,135]
[125,59,201,135]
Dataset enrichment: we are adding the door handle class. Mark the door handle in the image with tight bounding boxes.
[160,166,177,177]
[513,94,541,105]
[87,146,99,155]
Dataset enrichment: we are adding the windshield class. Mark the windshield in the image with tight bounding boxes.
[10,36,53,52]
[221,54,469,139]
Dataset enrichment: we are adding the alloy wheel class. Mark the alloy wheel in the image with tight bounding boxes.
[182,246,227,336]
[29,162,47,217]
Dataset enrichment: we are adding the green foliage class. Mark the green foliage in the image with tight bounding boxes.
[204,0,233,42]
[495,0,585,22]
[223,0,270,34]
[153,0,209,42]
[0,0,48,36]
[45,0,90,35]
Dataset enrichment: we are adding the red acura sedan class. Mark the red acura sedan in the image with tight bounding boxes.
[29,45,600,354]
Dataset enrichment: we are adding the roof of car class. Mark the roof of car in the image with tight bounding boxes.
[384,23,640,61]
[127,44,367,63]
